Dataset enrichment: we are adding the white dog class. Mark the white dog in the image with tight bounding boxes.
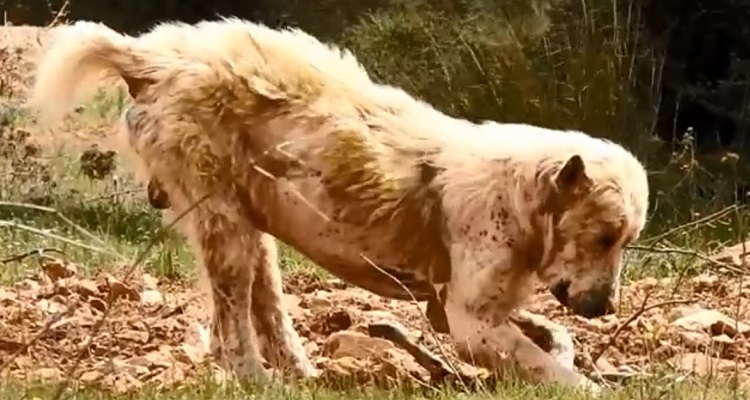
[29,18,650,393]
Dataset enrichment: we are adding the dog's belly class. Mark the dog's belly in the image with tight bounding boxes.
[253,177,435,301]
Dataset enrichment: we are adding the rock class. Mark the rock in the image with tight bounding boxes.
[173,343,206,365]
[668,304,705,322]
[129,350,173,369]
[79,370,103,384]
[111,372,143,393]
[35,298,64,314]
[30,367,61,382]
[304,340,319,355]
[713,240,750,268]
[142,273,159,290]
[574,315,605,332]
[678,330,710,348]
[283,294,307,319]
[94,358,149,377]
[594,357,619,375]
[318,332,427,388]
[310,309,353,335]
[74,279,100,299]
[149,362,187,387]
[15,279,41,299]
[309,296,333,311]
[712,334,735,345]
[141,289,164,305]
[322,331,397,359]
[89,297,107,312]
[672,308,750,337]
[692,273,720,289]
[41,259,78,281]
[669,353,738,376]
[98,274,141,302]
[116,330,149,344]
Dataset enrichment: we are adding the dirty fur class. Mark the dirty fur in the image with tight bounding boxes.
[29,18,650,393]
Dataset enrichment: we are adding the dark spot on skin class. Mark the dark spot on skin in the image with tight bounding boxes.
[480,338,488,345]
[491,235,498,242]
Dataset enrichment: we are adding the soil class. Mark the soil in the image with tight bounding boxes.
[0,253,749,394]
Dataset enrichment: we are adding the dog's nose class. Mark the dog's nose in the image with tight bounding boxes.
[550,280,571,306]
[572,285,614,319]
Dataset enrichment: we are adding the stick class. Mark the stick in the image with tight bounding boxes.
[0,247,65,264]
[367,322,479,386]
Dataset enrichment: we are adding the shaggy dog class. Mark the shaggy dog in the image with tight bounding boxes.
[29,18,650,393]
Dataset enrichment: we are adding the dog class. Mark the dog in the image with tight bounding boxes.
[29,18,650,393]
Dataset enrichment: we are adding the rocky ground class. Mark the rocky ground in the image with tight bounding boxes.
[1,246,750,394]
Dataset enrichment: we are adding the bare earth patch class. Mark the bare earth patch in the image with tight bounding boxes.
[0,252,749,394]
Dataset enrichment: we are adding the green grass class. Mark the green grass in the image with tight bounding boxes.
[2,372,748,400]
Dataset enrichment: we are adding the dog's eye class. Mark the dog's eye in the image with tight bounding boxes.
[599,233,618,250]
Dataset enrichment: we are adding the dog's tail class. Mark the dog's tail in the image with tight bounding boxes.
[29,21,152,125]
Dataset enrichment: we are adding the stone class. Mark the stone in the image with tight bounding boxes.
[74,279,100,298]
[322,331,396,359]
[141,289,163,305]
[42,259,78,281]
[669,353,737,376]
[672,308,750,337]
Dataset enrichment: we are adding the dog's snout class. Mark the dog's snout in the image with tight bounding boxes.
[550,280,571,306]
[571,285,614,319]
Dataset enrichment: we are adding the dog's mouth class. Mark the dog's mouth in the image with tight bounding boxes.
[550,280,615,318]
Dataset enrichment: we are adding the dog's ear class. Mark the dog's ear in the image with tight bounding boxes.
[555,155,592,196]
[123,76,154,99]
[147,179,171,210]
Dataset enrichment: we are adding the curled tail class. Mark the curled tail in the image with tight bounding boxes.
[29,21,147,125]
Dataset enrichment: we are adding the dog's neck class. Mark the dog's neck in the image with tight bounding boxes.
[500,166,560,274]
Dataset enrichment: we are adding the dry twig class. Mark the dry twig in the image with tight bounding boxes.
[627,244,745,275]
[1,247,65,264]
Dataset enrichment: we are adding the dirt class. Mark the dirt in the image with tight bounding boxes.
[0,252,749,394]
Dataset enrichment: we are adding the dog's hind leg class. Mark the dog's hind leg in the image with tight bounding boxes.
[250,232,318,379]
[196,211,268,382]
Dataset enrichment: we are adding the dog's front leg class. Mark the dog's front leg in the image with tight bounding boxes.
[441,248,600,394]
[445,294,598,393]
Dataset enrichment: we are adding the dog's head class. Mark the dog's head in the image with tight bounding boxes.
[535,152,649,319]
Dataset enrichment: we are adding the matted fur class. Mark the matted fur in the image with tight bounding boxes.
[29,18,650,393]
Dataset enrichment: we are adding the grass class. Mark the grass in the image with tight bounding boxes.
[2,366,750,400]
[1,1,750,398]
[2,372,749,400]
